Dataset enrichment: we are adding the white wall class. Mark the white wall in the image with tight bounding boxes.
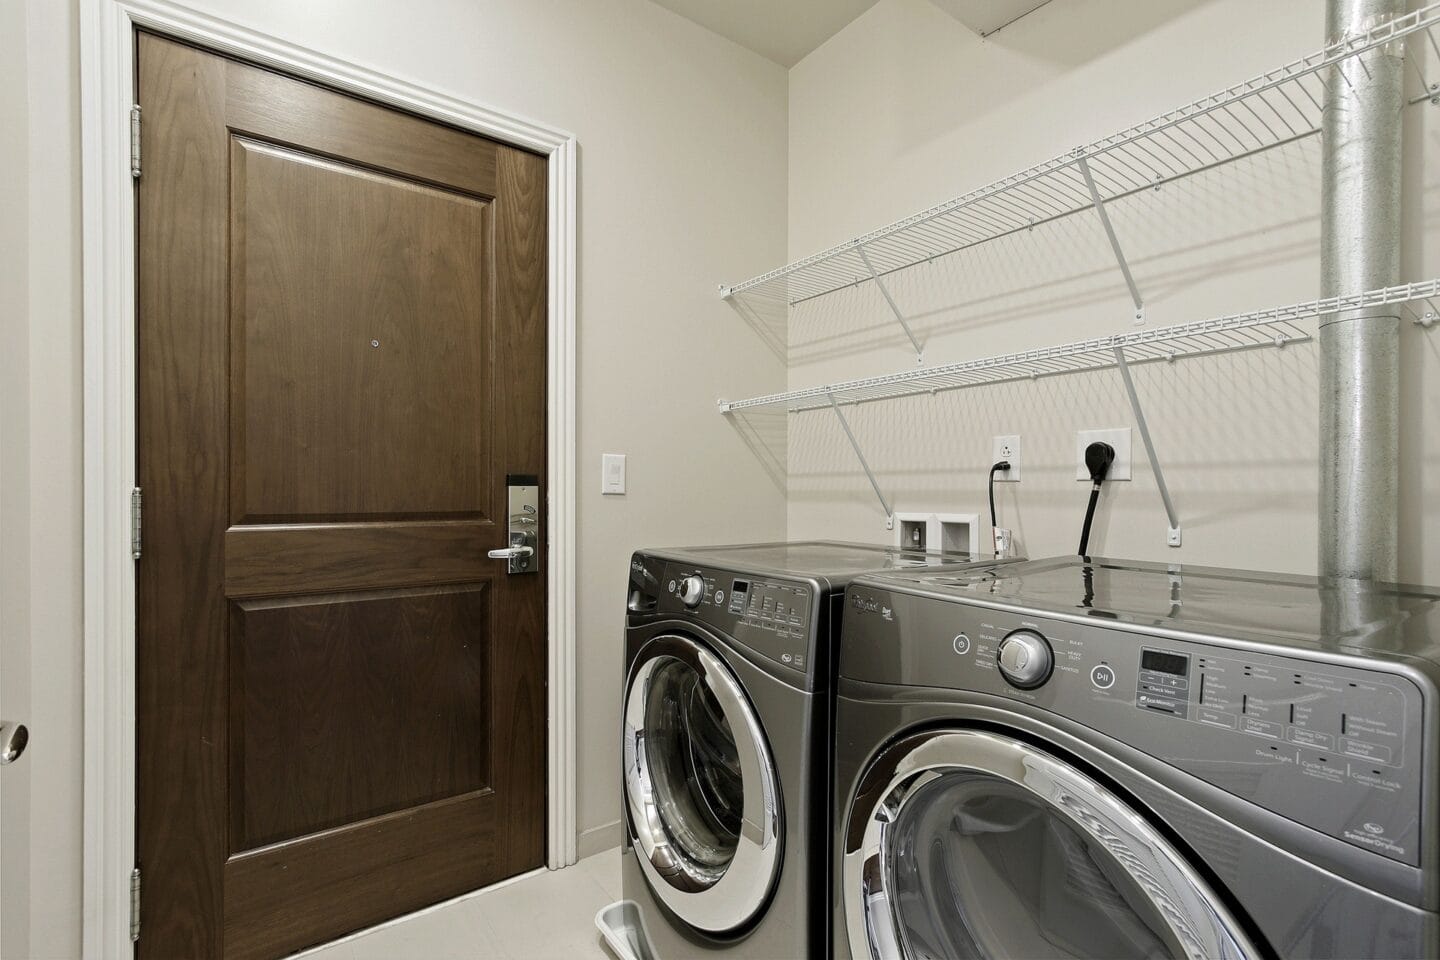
[781,0,1440,582]
[1,0,787,954]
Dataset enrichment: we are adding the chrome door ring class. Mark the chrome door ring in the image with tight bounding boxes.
[624,634,783,934]
[843,729,1257,960]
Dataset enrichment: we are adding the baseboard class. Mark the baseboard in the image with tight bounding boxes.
[577,819,622,859]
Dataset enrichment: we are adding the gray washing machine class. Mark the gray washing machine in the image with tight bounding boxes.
[621,542,1012,959]
[833,556,1440,959]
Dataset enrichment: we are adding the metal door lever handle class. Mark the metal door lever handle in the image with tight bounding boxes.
[488,546,535,560]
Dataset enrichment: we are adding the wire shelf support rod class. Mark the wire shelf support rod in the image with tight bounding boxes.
[856,244,925,362]
[1077,155,1146,323]
[1112,345,1182,547]
[828,392,894,529]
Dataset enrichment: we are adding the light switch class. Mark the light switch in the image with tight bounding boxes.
[602,454,627,495]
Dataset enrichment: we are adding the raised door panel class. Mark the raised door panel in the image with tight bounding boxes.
[228,584,491,852]
[230,138,493,524]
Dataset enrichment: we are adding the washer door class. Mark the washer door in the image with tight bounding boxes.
[624,634,782,935]
[844,729,1259,960]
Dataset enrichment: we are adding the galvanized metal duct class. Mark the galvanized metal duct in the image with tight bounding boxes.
[1319,0,1406,582]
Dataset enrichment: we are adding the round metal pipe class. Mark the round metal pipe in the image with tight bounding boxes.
[1319,0,1405,582]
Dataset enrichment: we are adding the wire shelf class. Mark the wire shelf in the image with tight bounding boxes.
[718,281,1440,415]
[721,6,1440,313]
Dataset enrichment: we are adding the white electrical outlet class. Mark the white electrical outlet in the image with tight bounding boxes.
[1075,428,1132,481]
[601,453,627,494]
[992,435,1021,481]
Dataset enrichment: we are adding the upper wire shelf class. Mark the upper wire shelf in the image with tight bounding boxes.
[720,6,1440,313]
[718,281,1440,415]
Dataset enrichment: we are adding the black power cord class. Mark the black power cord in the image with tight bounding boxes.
[1078,442,1116,557]
[988,460,1011,529]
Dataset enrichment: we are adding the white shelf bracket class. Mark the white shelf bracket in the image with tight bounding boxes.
[855,243,925,362]
[1112,345,1181,547]
[1415,299,1438,328]
[1077,155,1146,324]
[827,392,895,529]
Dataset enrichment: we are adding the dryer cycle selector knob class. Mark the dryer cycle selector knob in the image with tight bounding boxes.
[678,575,706,607]
[996,629,1054,690]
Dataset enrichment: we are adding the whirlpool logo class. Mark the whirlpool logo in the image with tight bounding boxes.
[850,594,892,620]
[1362,822,1386,836]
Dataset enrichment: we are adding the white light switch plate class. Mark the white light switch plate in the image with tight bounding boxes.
[601,453,627,495]
[1075,428,1132,481]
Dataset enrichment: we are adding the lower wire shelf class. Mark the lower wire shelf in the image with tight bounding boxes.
[718,280,1440,547]
[717,281,1440,415]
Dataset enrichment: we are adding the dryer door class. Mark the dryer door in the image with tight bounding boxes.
[844,729,1258,960]
[624,633,782,934]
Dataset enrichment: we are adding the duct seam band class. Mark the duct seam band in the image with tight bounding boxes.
[1317,311,1402,327]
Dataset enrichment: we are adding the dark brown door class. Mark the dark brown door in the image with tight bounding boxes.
[135,34,548,960]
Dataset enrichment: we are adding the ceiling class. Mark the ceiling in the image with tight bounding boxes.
[647,0,880,68]
[647,0,1056,67]
[928,0,1054,37]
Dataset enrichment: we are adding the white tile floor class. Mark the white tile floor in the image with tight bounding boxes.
[298,848,622,960]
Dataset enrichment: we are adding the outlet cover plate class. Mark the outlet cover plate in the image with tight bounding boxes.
[992,435,1021,481]
[1076,428,1132,481]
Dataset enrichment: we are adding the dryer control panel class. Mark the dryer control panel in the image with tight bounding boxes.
[841,586,1430,867]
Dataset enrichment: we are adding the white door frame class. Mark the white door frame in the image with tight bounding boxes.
[78,1,579,954]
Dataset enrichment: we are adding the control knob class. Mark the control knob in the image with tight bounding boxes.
[678,575,706,608]
[996,629,1054,690]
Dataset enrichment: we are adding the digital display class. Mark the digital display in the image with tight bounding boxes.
[732,579,750,594]
[1142,650,1189,676]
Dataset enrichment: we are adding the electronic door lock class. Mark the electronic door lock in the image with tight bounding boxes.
[491,475,540,574]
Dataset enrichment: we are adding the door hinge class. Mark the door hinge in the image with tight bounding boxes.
[129,866,141,942]
[130,487,142,560]
[129,104,141,178]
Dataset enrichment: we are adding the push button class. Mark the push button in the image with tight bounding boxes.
[1091,664,1116,689]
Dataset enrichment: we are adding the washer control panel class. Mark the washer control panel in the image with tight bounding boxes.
[653,563,816,675]
[842,586,1430,867]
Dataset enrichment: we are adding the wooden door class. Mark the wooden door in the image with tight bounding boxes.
[135,34,548,959]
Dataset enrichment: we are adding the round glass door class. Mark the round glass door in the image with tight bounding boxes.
[844,730,1258,960]
[624,634,782,934]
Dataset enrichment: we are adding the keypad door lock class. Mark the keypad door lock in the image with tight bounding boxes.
[488,475,540,574]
